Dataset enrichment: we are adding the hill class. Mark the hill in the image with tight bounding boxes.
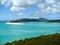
[4,33,60,45]
[48,19,60,23]
[10,18,48,23]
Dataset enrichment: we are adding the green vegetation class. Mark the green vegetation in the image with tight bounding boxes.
[48,20,60,23]
[4,33,60,45]
[10,18,48,23]
[10,18,60,23]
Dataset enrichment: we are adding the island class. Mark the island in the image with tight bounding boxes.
[4,33,60,45]
[10,18,48,23]
[48,19,60,23]
[9,18,60,23]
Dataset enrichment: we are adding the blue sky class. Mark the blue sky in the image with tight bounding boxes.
[0,0,60,21]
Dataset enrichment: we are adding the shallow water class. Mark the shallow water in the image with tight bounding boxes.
[0,22,60,45]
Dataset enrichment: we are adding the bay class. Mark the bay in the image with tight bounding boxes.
[0,22,60,45]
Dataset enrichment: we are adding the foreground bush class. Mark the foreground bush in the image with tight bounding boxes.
[4,33,60,45]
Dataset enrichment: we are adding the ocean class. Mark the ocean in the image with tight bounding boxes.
[0,22,60,45]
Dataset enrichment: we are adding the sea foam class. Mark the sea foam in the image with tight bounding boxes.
[6,22,24,25]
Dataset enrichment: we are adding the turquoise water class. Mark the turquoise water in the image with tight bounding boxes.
[0,22,60,45]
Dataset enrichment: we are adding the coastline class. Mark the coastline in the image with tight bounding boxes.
[4,33,60,45]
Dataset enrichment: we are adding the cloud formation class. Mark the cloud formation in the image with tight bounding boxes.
[0,0,60,16]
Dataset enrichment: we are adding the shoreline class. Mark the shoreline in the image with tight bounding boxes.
[4,33,60,45]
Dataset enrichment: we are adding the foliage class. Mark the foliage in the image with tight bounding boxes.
[10,18,48,22]
[4,33,60,45]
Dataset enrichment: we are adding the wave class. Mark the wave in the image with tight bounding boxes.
[6,22,24,25]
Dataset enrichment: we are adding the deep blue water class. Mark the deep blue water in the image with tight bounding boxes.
[0,22,60,45]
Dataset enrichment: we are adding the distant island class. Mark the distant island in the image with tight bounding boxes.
[4,33,60,45]
[10,18,48,23]
[10,18,60,23]
[48,19,60,23]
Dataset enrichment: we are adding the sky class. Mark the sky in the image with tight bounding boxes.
[0,0,60,21]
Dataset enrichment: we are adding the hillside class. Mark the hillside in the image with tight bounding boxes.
[10,18,48,23]
[48,19,60,23]
[4,33,60,45]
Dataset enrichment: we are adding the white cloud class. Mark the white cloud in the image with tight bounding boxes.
[45,0,56,4]
[11,0,26,6]
[38,0,60,14]
[46,7,53,12]
[10,0,40,12]
[1,0,40,11]
[10,6,26,12]
[0,0,60,16]
[31,0,60,18]
[52,8,57,13]
[0,0,7,5]
[38,3,46,9]
[17,13,23,16]
[27,0,40,4]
